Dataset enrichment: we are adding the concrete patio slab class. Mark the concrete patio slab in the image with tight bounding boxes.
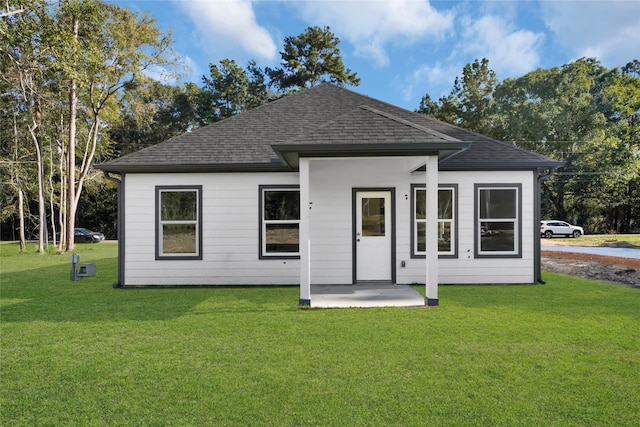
[310,284,426,308]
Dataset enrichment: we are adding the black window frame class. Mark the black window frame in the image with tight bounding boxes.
[155,185,203,261]
[410,183,458,259]
[474,183,522,258]
[259,185,301,260]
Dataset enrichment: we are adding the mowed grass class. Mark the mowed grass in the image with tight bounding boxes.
[1,242,639,426]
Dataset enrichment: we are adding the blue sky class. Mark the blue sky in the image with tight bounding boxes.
[113,0,639,110]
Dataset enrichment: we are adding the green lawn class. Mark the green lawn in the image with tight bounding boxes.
[1,242,639,426]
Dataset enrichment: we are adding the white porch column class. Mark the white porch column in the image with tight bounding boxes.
[299,158,311,306]
[425,155,439,306]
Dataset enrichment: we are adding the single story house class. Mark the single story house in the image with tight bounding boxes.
[97,83,563,306]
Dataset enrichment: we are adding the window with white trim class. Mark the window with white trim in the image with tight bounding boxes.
[475,184,521,257]
[412,184,457,258]
[156,186,202,260]
[259,186,300,258]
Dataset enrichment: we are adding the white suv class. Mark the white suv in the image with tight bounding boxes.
[540,220,584,238]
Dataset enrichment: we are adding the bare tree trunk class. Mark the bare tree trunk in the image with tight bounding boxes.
[74,118,99,209]
[12,112,27,251]
[58,148,67,251]
[18,187,26,252]
[31,97,48,253]
[57,113,66,252]
[64,16,79,253]
[32,130,47,252]
[48,144,57,246]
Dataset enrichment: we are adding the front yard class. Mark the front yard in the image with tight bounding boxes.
[1,242,639,426]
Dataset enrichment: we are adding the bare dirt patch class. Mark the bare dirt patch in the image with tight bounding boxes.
[542,250,640,288]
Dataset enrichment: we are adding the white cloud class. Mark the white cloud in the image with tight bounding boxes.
[175,0,277,61]
[180,55,203,83]
[402,62,460,102]
[541,1,640,67]
[400,9,545,107]
[292,0,455,67]
[458,14,544,77]
[141,55,202,84]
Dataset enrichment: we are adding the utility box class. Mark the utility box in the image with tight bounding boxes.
[76,263,96,278]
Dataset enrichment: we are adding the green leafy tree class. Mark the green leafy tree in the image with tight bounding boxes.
[418,57,640,232]
[419,58,496,134]
[109,81,211,157]
[1,0,177,252]
[267,26,360,91]
[202,59,270,120]
[53,0,176,252]
[492,58,638,231]
[0,0,56,252]
[591,61,640,231]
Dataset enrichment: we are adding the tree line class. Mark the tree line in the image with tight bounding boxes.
[1,1,357,252]
[418,58,640,233]
[2,1,638,254]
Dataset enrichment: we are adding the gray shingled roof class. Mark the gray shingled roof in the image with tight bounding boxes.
[97,83,563,173]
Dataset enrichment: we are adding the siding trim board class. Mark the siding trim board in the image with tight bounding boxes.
[103,171,125,287]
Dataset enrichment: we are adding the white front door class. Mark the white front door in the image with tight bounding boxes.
[355,191,392,282]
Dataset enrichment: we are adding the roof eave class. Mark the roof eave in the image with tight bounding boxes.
[94,161,292,174]
[437,160,565,171]
[271,141,471,168]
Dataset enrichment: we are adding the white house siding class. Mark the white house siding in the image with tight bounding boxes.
[399,170,536,284]
[307,160,535,285]
[123,166,536,286]
[123,172,300,286]
[306,156,424,285]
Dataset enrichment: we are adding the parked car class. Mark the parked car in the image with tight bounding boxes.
[540,220,584,238]
[75,228,105,243]
[56,228,105,243]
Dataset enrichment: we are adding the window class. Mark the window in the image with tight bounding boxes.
[155,186,202,260]
[475,184,521,257]
[411,184,457,258]
[259,186,300,258]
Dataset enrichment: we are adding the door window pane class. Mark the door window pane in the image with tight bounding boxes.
[362,197,385,236]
